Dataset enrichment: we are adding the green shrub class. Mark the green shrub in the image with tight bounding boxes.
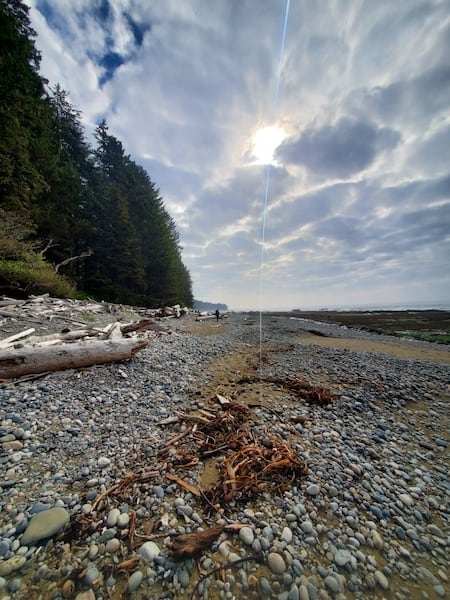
[0,254,76,298]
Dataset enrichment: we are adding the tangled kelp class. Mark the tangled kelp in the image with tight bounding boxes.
[267,376,334,405]
[167,523,245,559]
[158,401,308,504]
[205,434,307,503]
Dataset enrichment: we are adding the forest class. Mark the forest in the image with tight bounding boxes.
[0,0,193,307]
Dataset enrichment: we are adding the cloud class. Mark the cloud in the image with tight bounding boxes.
[277,118,400,177]
[25,0,450,309]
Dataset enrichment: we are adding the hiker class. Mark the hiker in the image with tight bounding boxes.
[215,309,220,322]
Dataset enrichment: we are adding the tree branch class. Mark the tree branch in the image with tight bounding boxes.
[55,249,93,273]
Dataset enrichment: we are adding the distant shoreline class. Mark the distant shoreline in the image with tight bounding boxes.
[235,308,450,346]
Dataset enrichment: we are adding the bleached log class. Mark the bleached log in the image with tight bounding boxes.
[0,328,36,347]
[0,336,148,379]
[195,315,217,321]
[0,309,19,318]
[19,329,97,346]
[0,299,26,307]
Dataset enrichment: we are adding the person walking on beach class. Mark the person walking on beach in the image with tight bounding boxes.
[215,309,220,322]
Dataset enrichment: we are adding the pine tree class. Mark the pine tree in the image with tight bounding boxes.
[0,1,194,306]
[0,0,48,212]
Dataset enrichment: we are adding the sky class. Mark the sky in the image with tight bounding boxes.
[26,0,450,310]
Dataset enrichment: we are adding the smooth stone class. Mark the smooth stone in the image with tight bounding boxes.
[98,528,116,543]
[178,568,190,588]
[107,508,120,527]
[334,550,351,567]
[29,502,52,515]
[138,541,160,562]
[239,527,254,546]
[299,584,310,600]
[427,525,444,539]
[399,493,414,507]
[0,555,26,576]
[324,575,340,593]
[97,456,111,468]
[21,508,69,545]
[374,570,389,590]
[370,506,383,520]
[300,521,313,534]
[268,552,287,574]
[286,514,297,523]
[371,530,384,550]
[105,538,121,553]
[306,484,320,496]
[0,540,10,557]
[406,528,418,540]
[288,584,300,600]
[260,577,272,597]
[218,541,231,557]
[281,527,293,544]
[152,485,164,498]
[127,570,143,593]
[117,513,130,528]
[228,552,241,563]
[434,584,446,597]
[84,566,99,586]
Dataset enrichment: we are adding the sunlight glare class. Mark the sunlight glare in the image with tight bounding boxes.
[251,126,285,165]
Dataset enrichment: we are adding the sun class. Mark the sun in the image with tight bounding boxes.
[251,125,285,165]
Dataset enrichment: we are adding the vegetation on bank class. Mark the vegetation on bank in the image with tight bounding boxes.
[0,0,193,307]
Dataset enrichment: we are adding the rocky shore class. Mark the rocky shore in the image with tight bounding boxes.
[0,310,449,599]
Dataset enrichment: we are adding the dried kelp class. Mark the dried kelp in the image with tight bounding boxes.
[196,402,252,451]
[92,470,159,511]
[168,526,224,559]
[157,399,307,505]
[168,523,246,559]
[64,470,160,546]
[267,376,334,405]
[205,435,307,503]
[166,473,201,497]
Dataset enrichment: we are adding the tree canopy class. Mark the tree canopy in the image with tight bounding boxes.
[0,0,193,306]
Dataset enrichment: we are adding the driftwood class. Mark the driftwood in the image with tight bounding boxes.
[0,319,156,379]
[0,336,148,379]
[0,294,191,325]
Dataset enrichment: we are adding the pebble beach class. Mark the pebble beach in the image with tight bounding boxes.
[0,311,449,600]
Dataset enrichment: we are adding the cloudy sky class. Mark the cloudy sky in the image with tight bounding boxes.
[26,0,450,310]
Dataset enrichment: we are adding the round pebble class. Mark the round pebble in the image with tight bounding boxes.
[268,552,287,574]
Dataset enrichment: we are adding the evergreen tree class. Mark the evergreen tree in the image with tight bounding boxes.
[35,85,95,273]
[0,0,194,306]
[0,0,48,212]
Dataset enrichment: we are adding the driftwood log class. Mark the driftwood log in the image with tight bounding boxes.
[0,320,154,379]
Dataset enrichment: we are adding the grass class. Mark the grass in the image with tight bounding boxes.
[397,332,450,344]
[81,313,96,323]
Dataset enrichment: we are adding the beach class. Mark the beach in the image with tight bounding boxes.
[0,310,449,599]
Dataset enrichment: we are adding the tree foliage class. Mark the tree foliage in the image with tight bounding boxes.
[0,0,193,306]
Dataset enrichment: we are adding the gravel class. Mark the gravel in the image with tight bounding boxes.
[0,311,448,599]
